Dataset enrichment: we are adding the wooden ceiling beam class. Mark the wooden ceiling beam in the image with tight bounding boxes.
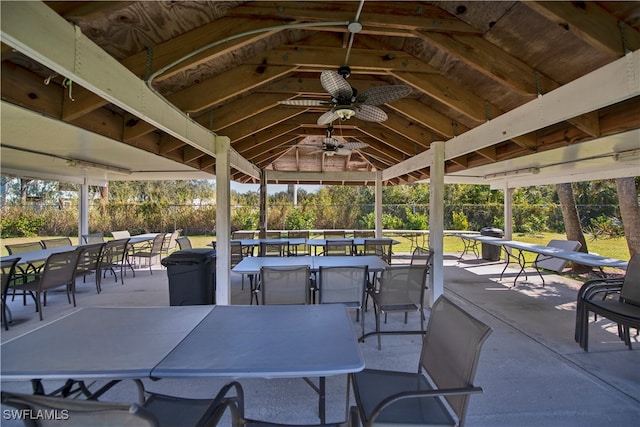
[197,93,288,132]
[524,1,640,55]
[61,85,108,121]
[233,124,302,153]
[379,112,433,151]
[387,98,461,139]
[124,17,287,81]
[221,108,308,142]
[167,64,295,114]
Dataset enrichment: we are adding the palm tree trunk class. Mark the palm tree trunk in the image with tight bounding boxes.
[556,182,590,273]
[616,177,640,257]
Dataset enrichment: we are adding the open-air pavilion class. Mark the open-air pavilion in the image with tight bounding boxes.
[0,3,639,425]
[1,1,639,305]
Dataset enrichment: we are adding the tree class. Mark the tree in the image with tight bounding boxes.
[616,177,640,256]
[556,182,590,273]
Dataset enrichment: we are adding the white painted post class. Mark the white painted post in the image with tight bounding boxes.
[375,171,383,237]
[215,137,231,305]
[428,141,445,306]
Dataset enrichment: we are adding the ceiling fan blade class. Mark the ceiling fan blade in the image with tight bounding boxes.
[357,85,413,105]
[317,110,340,125]
[278,99,328,106]
[320,70,353,100]
[354,105,388,122]
[341,141,368,150]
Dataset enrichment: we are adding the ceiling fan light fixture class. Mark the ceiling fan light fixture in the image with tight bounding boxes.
[335,107,356,120]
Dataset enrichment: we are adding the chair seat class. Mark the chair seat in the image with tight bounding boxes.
[378,303,420,313]
[585,299,640,324]
[143,393,222,427]
[352,369,456,426]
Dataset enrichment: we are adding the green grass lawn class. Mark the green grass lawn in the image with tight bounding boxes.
[1,232,630,261]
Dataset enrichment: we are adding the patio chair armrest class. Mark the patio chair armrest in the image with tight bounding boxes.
[368,386,483,423]
[578,279,624,301]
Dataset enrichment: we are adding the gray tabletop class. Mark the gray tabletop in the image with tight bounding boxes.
[231,255,389,275]
[0,306,213,381]
[152,304,365,379]
[0,246,79,266]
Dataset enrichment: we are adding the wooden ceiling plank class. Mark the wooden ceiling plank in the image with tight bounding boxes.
[123,17,287,81]
[233,124,301,153]
[1,61,63,118]
[241,135,297,162]
[415,31,557,96]
[245,45,440,74]
[510,134,539,151]
[183,145,205,163]
[54,2,135,22]
[379,112,433,150]
[158,135,185,156]
[227,2,480,34]
[168,64,295,114]
[392,71,502,123]
[524,1,640,55]
[197,93,287,132]
[387,99,462,139]
[222,108,307,142]
[122,114,156,142]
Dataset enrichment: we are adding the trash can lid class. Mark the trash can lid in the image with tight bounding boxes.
[161,249,216,265]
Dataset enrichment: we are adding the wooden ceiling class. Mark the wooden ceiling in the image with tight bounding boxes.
[2,1,639,185]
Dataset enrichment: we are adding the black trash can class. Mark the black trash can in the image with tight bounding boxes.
[480,227,503,261]
[161,249,216,306]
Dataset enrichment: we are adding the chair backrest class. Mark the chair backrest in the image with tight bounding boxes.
[101,238,130,267]
[40,249,83,292]
[111,230,131,239]
[324,239,352,256]
[318,265,368,307]
[377,265,428,306]
[232,231,255,240]
[41,237,73,249]
[82,233,105,244]
[260,265,310,304]
[265,231,281,239]
[230,241,244,267]
[1,391,158,427]
[6,241,43,254]
[176,236,193,250]
[1,258,20,298]
[164,229,182,252]
[410,246,433,266]
[622,253,640,305]
[363,239,393,264]
[354,230,375,238]
[149,234,166,254]
[288,230,309,239]
[535,239,582,272]
[324,230,346,239]
[419,295,492,425]
[259,241,288,257]
[76,243,105,276]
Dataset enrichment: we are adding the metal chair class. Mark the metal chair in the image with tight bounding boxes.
[40,237,73,248]
[324,230,346,239]
[259,265,311,305]
[287,230,310,256]
[351,295,492,426]
[21,248,83,321]
[1,388,233,427]
[75,242,106,293]
[110,230,131,239]
[576,253,640,351]
[362,238,393,264]
[364,265,429,349]
[259,240,289,257]
[318,265,369,336]
[176,236,193,250]
[134,234,166,274]
[98,238,132,289]
[1,257,20,330]
[82,232,105,244]
[354,230,375,238]
[5,241,44,303]
[162,229,182,256]
[324,239,353,256]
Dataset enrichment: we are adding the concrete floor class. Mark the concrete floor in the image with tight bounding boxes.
[1,253,638,426]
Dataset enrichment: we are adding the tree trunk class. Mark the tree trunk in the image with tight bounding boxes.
[556,182,590,273]
[19,179,29,206]
[616,177,640,257]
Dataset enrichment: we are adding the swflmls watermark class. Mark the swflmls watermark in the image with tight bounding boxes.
[3,408,70,421]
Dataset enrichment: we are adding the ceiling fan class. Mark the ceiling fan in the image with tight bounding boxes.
[301,125,369,156]
[278,65,412,125]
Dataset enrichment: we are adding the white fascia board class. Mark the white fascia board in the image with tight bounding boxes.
[0,1,259,180]
[0,167,109,187]
[267,170,377,182]
[385,50,640,180]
